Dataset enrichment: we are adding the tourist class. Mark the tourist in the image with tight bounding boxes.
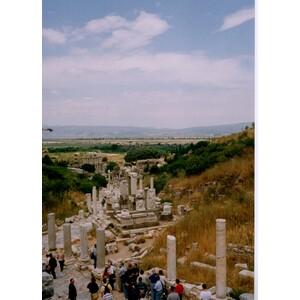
[102,284,114,300]
[58,249,65,272]
[68,278,77,300]
[87,275,100,300]
[107,260,116,290]
[140,291,147,300]
[154,275,163,300]
[136,269,149,286]
[48,253,57,279]
[158,270,166,287]
[199,284,212,300]
[175,279,184,300]
[148,269,158,300]
[131,262,140,283]
[127,281,140,300]
[119,262,129,300]
[167,286,179,300]
[100,277,112,297]
[92,244,97,269]
[136,276,148,294]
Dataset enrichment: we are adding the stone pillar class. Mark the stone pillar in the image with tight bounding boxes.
[96,227,106,268]
[130,172,138,196]
[150,176,154,189]
[47,213,56,251]
[167,235,176,280]
[92,186,97,216]
[86,193,92,213]
[78,209,84,219]
[216,219,227,299]
[139,176,143,190]
[80,225,89,261]
[63,223,72,258]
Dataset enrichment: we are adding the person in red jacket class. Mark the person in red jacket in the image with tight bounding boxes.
[175,279,184,300]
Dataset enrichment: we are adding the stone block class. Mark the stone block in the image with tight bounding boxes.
[183,283,197,296]
[190,261,216,272]
[239,293,254,300]
[239,269,254,279]
[235,263,248,271]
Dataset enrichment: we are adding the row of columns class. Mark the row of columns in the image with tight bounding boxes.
[47,213,106,268]
[48,214,227,298]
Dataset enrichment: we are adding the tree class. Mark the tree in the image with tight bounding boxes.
[81,163,95,173]
[106,161,118,172]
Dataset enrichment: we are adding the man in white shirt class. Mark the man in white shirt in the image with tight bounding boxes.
[199,284,212,300]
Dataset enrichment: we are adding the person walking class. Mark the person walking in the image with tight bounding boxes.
[148,269,158,300]
[154,275,163,300]
[68,278,77,300]
[167,286,179,300]
[92,244,97,269]
[107,261,116,290]
[58,249,65,272]
[87,275,100,300]
[175,279,184,300]
[199,284,212,300]
[48,253,57,279]
[100,277,112,297]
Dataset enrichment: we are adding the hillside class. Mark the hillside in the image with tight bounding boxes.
[141,129,255,295]
[42,122,253,139]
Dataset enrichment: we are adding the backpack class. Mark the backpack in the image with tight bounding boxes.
[104,284,110,294]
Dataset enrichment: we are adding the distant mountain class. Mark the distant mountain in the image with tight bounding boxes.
[42,122,253,139]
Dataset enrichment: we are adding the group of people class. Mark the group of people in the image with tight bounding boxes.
[45,251,211,300]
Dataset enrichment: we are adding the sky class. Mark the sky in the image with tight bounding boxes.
[42,0,255,128]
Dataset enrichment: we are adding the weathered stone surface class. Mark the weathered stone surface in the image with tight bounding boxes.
[177,256,187,264]
[42,272,54,299]
[235,263,248,271]
[239,293,254,300]
[239,270,254,279]
[190,261,216,272]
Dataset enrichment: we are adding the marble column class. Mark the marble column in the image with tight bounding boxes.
[47,213,56,251]
[92,186,97,216]
[63,223,72,258]
[86,193,92,213]
[150,176,154,189]
[80,224,89,261]
[130,172,138,196]
[167,235,176,280]
[216,219,227,299]
[139,176,143,190]
[96,227,106,268]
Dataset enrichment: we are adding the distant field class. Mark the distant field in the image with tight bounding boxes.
[42,137,210,147]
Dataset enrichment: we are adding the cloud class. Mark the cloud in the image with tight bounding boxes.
[43,28,66,44]
[101,11,170,51]
[85,15,129,33]
[219,7,254,31]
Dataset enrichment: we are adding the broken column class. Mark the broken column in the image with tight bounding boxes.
[130,172,138,196]
[167,235,176,280]
[80,224,89,261]
[150,176,154,189]
[85,193,92,213]
[47,213,56,251]
[92,186,97,216]
[96,227,106,268]
[63,223,72,258]
[216,219,227,299]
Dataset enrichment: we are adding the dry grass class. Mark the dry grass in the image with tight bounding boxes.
[42,191,85,224]
[143,152,254,293]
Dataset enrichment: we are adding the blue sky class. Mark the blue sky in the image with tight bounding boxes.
[42,0,255,128]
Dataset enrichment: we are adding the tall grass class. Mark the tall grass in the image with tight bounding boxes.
[142,152,254,293]
[42,191,84,224]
